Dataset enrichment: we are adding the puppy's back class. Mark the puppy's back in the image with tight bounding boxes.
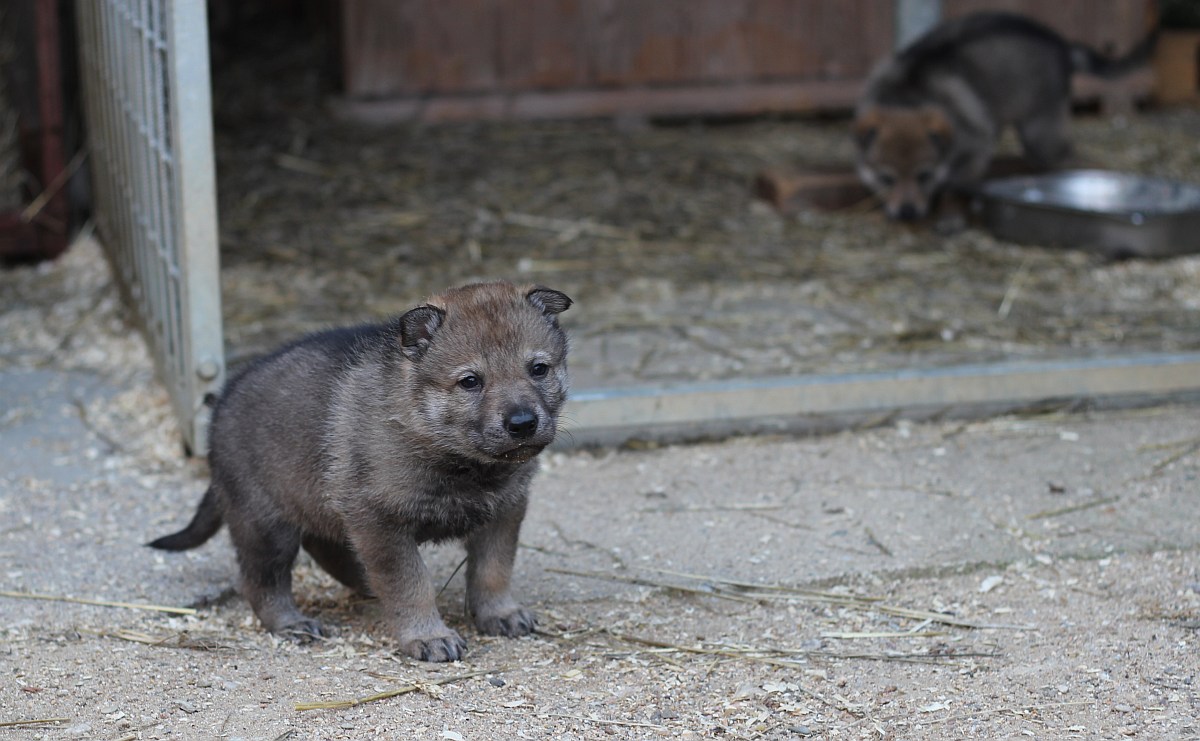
[210,324,395,508]
[868,12,1073,116]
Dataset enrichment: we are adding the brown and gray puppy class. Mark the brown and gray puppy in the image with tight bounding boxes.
[150,282,572,662]
[854,12,1154,222]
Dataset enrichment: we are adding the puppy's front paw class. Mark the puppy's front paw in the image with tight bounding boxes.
[400,630,467,662]
[475,605,537,637]
[272,617,327,643]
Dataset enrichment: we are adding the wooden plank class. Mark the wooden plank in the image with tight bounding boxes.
[754,168,871,212]
[331,79,863,124]
[822,0,896,79]
[589,0,685,86]
[753,155,1048,215]
[336,0,1150,118]
[341,0,895,100]
[342,0,501,97]
[498,0,591,91]
[1153,29,1200,104]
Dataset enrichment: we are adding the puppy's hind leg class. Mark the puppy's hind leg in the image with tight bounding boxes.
[302,534,371,596]
[227,511,324,640]
[1017,101,1072,169]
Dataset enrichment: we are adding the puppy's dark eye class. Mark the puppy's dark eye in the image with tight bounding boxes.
[458,375,482,390]
[529,363,550,378]
[877,173,896,188]
[916,170,934,187]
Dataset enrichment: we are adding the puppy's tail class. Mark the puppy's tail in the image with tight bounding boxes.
[147,486,223,551]
[1070,26,1158,78]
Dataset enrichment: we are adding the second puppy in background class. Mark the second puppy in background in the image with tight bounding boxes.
[854,12,1155,225]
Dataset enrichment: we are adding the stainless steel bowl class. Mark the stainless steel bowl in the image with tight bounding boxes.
[977,170,1200,258]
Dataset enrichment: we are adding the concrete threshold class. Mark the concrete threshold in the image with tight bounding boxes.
[564,351,1200,446]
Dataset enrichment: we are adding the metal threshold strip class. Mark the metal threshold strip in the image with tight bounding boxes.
[564,352,1200,446]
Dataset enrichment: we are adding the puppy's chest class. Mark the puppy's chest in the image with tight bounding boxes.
[403,472,518,543]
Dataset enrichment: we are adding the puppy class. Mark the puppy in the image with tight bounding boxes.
[854,11,1155,222]
[150,282,572,662]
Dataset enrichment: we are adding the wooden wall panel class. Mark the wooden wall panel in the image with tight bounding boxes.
[336,0,1152,120]
[342,0,502,96]
[498,0,592,91]
[342,0,899,97]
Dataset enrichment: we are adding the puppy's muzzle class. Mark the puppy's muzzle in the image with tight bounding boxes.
[504,407,539,440]
[893,203,922,222]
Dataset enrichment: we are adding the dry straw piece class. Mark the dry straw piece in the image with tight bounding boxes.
[0,718,70,728]
[295,668,498,711]
[552,566,1033,630]
[0,589,197,616]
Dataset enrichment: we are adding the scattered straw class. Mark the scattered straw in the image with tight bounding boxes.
[0,718,69,728]
[1147,441,1200,477]
[636,502,786,514]
[1027,495,1119,521]
[545,567,759,604]
[917,699,1094,726]
[821,630,948,639]
[872,604,1032,631]
[20,147,89,222]
[437,556,468,598]
[295,668,495,711]
[640,566,881,602]
[554,566,1032,630]
[997,256,1031,319]
[537,712,664,729]
[84,628,234,651]
[606,630,977,669]
[864,526,893,557]
[0,589,197,616]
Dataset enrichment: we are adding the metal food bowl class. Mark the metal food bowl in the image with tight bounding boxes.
[977,170,1200,258]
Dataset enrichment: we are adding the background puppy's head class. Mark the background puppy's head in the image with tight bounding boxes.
[853,105,953,221]
[397,282,571,464]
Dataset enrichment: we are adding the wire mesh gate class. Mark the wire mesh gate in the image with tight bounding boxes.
[76,0,223,454]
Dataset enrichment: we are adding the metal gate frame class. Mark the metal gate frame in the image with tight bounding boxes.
[76,0,223,454]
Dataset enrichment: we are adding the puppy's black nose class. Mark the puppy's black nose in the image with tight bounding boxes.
[895,203,920,222]
[505,408,538,439]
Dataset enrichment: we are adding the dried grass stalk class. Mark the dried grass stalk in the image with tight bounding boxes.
[0,718,70,728]
[295,668,495,711]
[0,589,197,615]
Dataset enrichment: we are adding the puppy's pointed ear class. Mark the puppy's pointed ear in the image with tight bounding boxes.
[922,107,953,154]
[526,287,572,320]
[853,109,881,150]
[398,305,446,360]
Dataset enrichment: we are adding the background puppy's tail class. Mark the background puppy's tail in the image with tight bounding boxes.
[1070,26,1158,77]
[147,487,223,550]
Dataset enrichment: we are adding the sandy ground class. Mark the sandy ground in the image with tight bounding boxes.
[2,20,1199,735]
[2,241,1199,740]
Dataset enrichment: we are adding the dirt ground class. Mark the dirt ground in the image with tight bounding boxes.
[2,240,1199,740]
